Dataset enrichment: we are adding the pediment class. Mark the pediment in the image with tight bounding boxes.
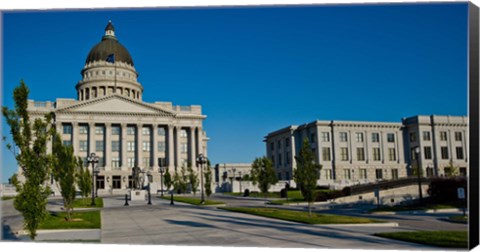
[56,95,175,117]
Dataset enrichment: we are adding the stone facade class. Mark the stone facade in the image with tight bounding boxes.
[265,115,468,188]
[19,22,208,196]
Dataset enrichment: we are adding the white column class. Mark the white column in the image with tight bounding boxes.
[152,124,158,169]
[121,123,127,170]
[167,125,174,171]
[190,127,196,165]
[88,122,95,156]
[105,123,111,170]
[136,124,143,168]
[72,122,79,157]
[176,127,182,169]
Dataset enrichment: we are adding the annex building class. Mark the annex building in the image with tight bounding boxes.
[265,115,468,188]
[23,22,208,195]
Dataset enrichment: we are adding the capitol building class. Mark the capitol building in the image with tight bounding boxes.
[23,21,208,195]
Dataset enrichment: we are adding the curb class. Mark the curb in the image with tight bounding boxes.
[315,222,399,227]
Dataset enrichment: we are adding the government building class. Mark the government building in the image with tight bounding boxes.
[23,21,208,195]
[265,115,468,188]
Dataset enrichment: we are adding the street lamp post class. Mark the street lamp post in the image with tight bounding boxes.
[158,158,166,197]
[87,153,99,206]
[239,171,242,195]
[232,167,236,193]
[414,146,423,204]
[147,171,152,205]
[196,154,207,204]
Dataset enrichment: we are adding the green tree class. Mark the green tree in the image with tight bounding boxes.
[164,168,172,191]
[173,167,187,194]
[444,160,459,177]
[180,164,188,194]
[294,138,322,216]
[76,158,91,204]
[51,132,78,221]
[187,163,199,195]
[204,159,213,197]
[2,80,54,239]
[251,156,278,199]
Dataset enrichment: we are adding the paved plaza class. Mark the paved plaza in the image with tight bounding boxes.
[1,195,467,250]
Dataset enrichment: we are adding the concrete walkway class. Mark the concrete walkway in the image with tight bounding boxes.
[100,196,435,249]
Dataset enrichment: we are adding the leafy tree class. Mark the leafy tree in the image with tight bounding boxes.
[8,173,18,185]
[444,160,459,177]
[51,132,78,221]
[180,164,188,194]
[251,156,278,199]
[76,158,91,204]
[2,80,54,239]
[294,138,322,216]
[164,168,172,191]
[204,159,213,197]
[173,166,187,194]
[187,163,199,195]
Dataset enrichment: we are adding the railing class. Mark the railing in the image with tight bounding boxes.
[346,177,434,196]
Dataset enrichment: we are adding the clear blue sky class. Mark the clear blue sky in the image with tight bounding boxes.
[1,3,468,182]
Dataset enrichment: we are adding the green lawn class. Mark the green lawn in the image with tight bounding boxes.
[220,207,384,224]
[159,196,224,205]
[448,215,468,223]
[72,197,103,208]
[374,231,468,248]
[38,211,101,229]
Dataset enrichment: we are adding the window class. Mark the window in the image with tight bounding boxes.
[356,132,364,142]
[321,132,330,142]
[424,146,432,160]
[112,141,120,152]
[285,153,290,165]
[278,173,282,180]
[95,126,104,135]
[142,127,151,136]
[278,154,282,166]
[142,157,150,167]
[97,157,105,167]
[322,148,331,161]
[310,133,316,143]
[285,138,290,147]
[111,157,120,169]
[387,133,395,143]
[278,140,282,149]
[426,167,434,177]
[409,132,416,142]
[325,169,332,180]
[112,176,121,189]
[158,127,166,136]
[286,172,290,180]
[111,126,120,135]
[180,129,188,137]
[79,125,88,134]
[423,131,431,141]
[142,141,151,152]
[372,133,379,143]
[158,141,166,152]
[340,147,349,161]
[127,157,136,168]
[127,126,136,135]
[95,141,104,152]
[270,142,274,151]
[271,155,275,167]
[96,176,105,189]
[356,148,365,161]
[63,124,72,134]
[391,169,399,180]
[181,143,188,153]
[441,147,449,159]
[388,148,396,161]
[373,148,381,161]
[359,169,367,179]
[63,140,72,146]
[79,141,88,151]
[456,147,464,159]
[375,169,383,179]
[455,132,462,141]
[340,132,348,142]
[127,141,135,152]
[440,131,447,141]
[344,169,351,180]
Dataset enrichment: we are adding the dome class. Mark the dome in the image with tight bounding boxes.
[85,21,134,66]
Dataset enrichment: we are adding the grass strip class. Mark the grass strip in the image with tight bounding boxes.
[71,197,103,208]
[374,231,468,248]
[38,211,101,229]
[1,196,15,201]
[159,196,224,205]
[448,215,468,223]
[220,207,384,224]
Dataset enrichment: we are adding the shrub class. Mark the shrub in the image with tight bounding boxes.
[427,177,467,203]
